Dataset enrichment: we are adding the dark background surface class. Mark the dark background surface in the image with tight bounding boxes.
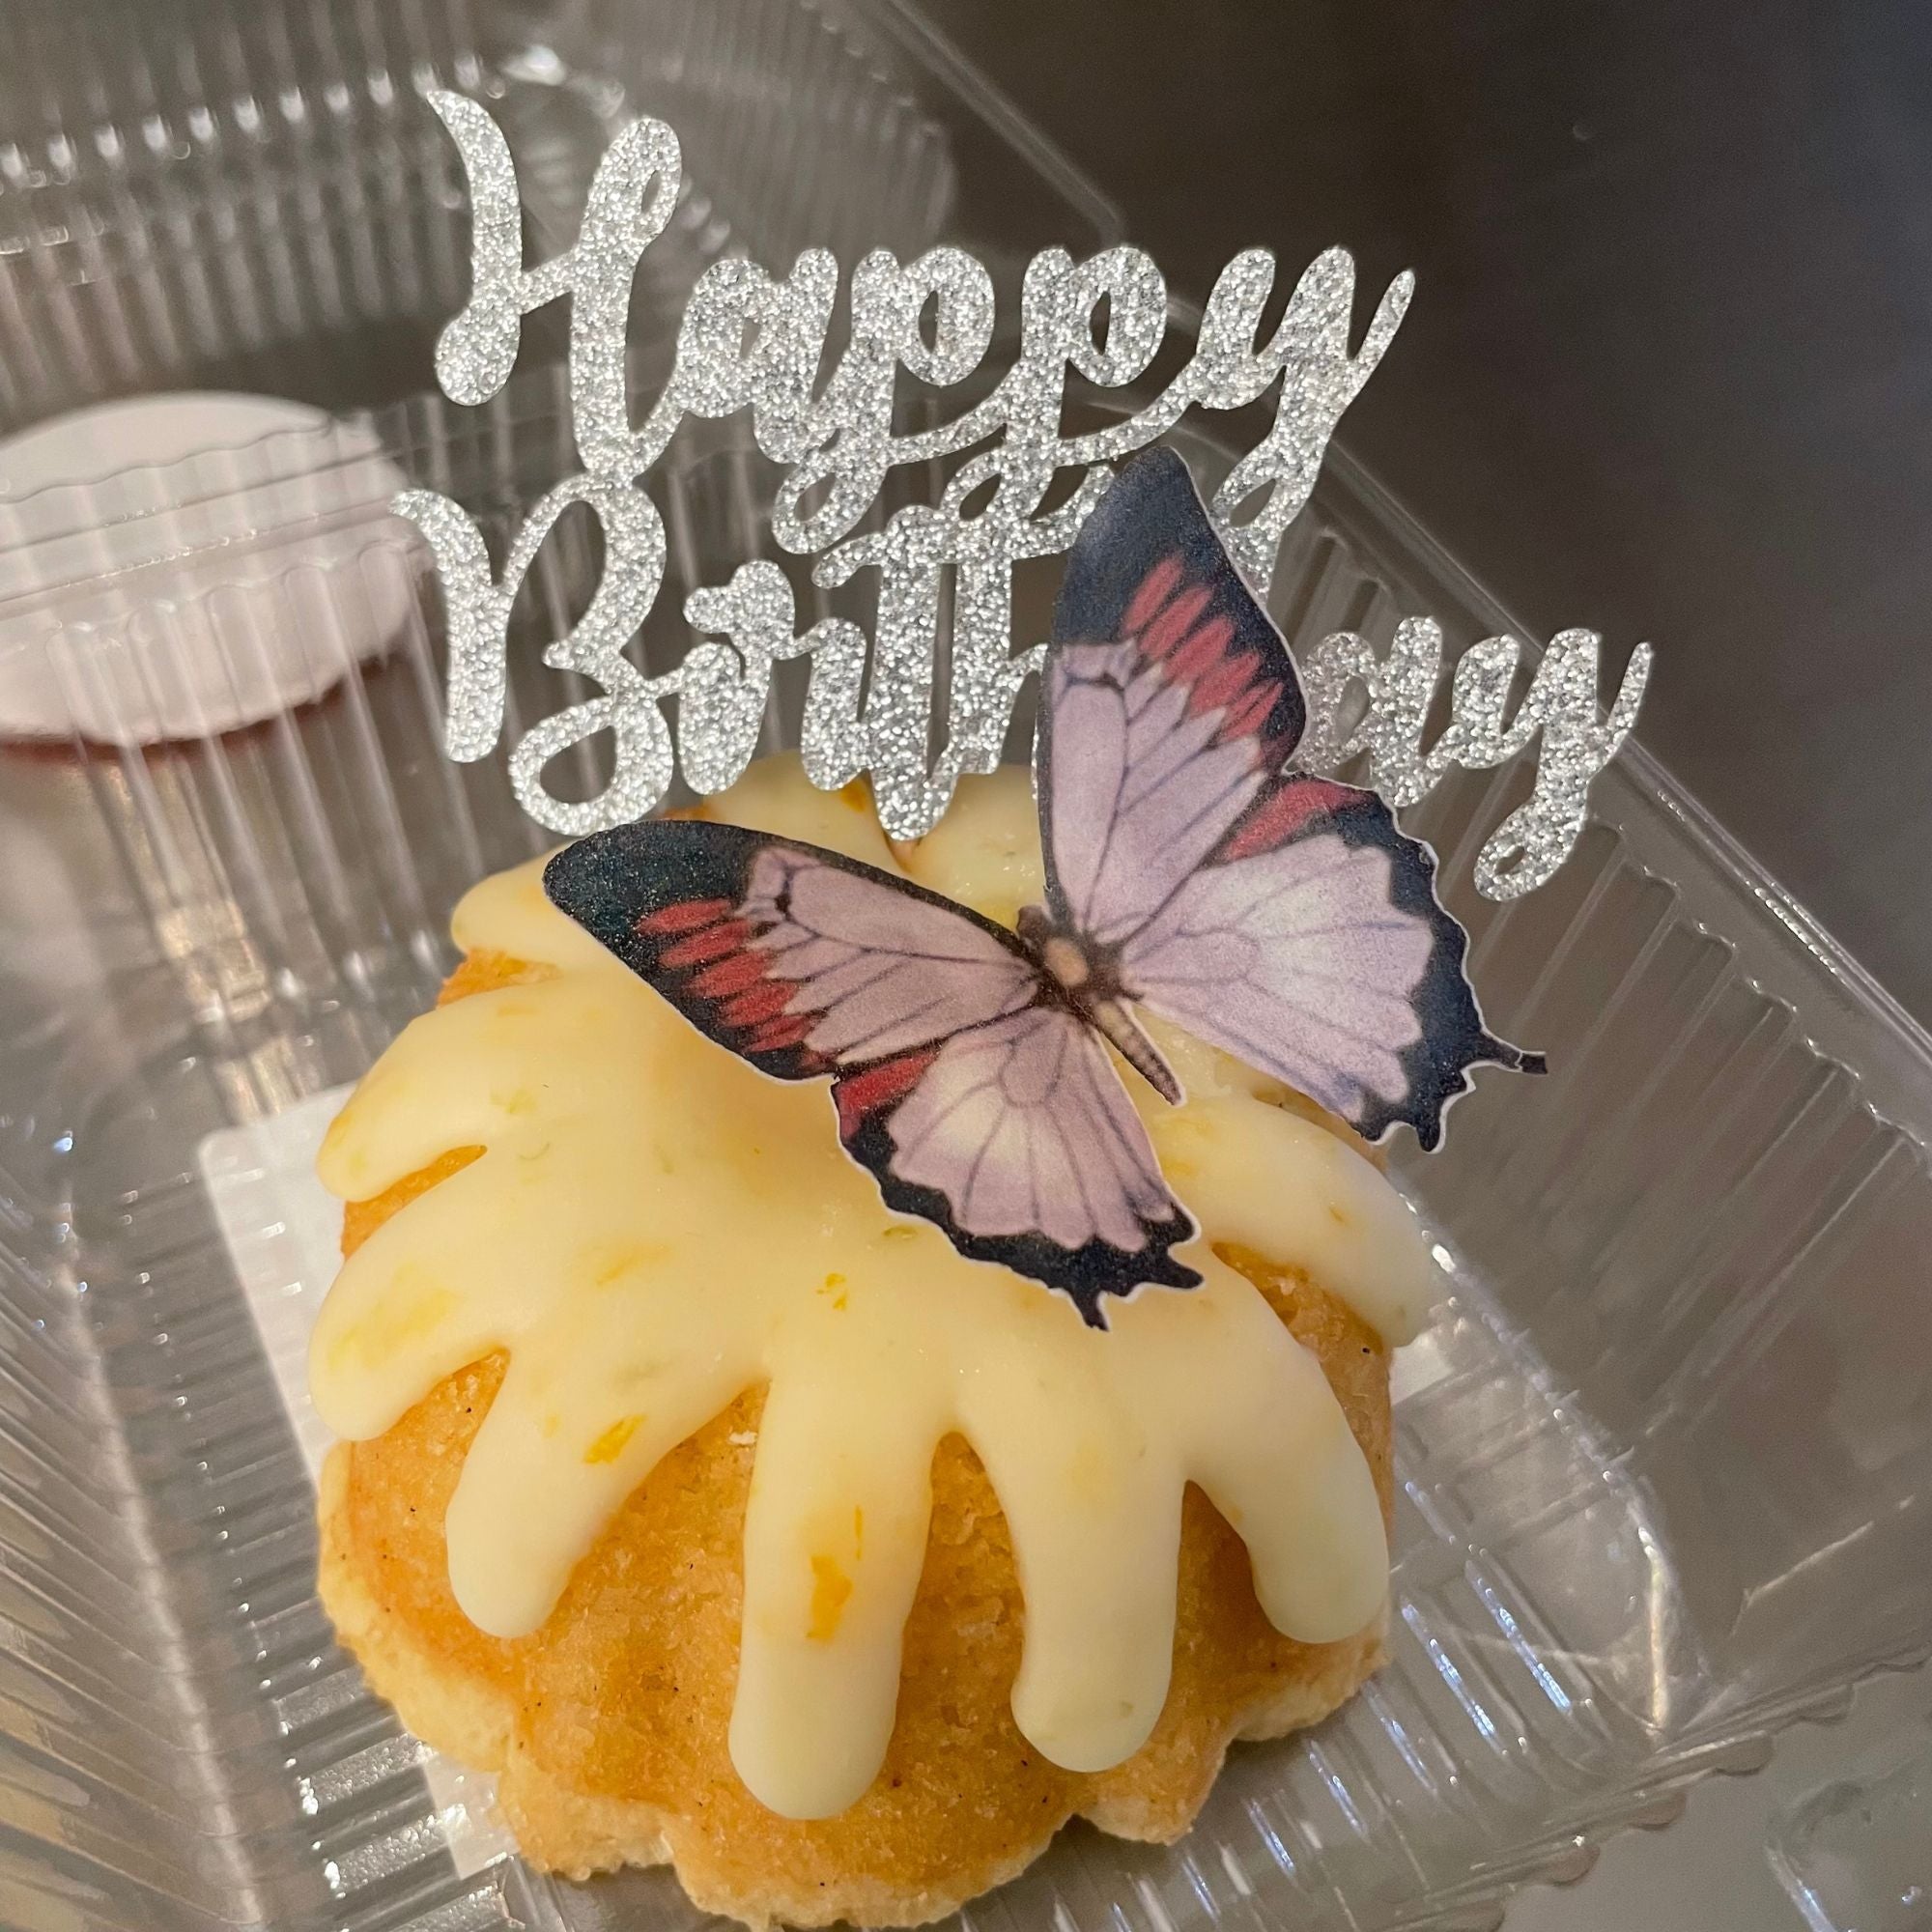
[934,0,1932,1019]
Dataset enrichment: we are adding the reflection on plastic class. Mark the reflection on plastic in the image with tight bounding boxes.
[199,1088,516,1882]
[1770,1727,1932,1932]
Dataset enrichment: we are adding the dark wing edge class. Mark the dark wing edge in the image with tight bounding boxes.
[1218,771,1545,1151]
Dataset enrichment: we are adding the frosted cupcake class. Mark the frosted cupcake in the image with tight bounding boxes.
[312,449,1533,1926]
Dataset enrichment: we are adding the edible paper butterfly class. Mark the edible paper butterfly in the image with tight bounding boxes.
[545,447,1541,1326]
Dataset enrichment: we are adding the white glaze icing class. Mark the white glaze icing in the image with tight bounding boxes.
[311,756,1440,1819]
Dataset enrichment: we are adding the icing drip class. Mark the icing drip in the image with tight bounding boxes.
[311,756,1440,1819]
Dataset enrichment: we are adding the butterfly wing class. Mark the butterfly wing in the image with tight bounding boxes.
[844,1003,1199,1327]
[1123,773,1543,1149]
[1038,445,1305,948]
[544,820,1199,1323]
[1040,445,1541,1146]
[549,820,1042,1076]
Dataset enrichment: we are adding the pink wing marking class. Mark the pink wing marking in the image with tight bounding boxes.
[833,1048,940,1139]
[1216,775,1360,863]
[592,835,1042,1082]
[639,897,735,934]
[1140,582,1212,660]
[656,919,753,966]
[1127,567,1284,758]
[746,1011,820,1054]
[632,896,838,1071]
[736,846,1040,1065]
[1123,553,1185,630]
[688,950,775,999]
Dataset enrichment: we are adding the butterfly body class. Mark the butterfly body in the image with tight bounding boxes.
[1016,904,1183,1107]
[546,446,1540,1329]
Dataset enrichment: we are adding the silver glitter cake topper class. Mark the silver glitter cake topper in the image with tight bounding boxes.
[400,90,1650,896]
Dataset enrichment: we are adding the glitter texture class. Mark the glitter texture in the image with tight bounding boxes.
[1299,623,1653,898]
[399,92,1644,892]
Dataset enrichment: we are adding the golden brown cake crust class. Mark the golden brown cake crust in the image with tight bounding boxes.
[319,950,1394,1929]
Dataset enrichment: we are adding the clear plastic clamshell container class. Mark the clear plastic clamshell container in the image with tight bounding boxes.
[0,5,1929,1931]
